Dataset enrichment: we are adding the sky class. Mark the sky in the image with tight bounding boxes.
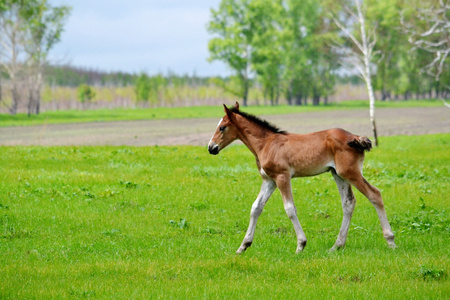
[50,0,229,76]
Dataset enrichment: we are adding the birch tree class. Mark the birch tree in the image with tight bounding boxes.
[330,0,380,145]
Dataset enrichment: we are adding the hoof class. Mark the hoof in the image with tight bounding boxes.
[388,241,397,249]
[295,240,307,254]
[236,241,252,254]
[329,244,345,252]
[236,247,246,254]
[385,234,396,249]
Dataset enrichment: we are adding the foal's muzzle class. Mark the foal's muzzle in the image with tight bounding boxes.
[208,143,220,155]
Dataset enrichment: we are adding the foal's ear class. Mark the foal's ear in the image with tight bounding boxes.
[234,102,240,111]
[223,104,235,121]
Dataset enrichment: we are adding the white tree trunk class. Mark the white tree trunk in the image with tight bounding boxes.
[365,57,378,146]
[357,0,378,146]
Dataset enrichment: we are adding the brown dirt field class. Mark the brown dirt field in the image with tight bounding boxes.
[0,107,448,146]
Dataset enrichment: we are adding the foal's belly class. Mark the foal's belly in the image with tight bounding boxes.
[291,164,333,177]
[289,156,335,178]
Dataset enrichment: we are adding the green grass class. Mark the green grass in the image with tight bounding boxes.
[0,134,449,298]
[0,99,443,127]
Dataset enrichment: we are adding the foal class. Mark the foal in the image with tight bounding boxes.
[208,102,396,254]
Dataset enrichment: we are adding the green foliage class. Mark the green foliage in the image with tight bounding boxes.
[134,73,166,104]
[208,0,448,105]
[169,218,189,229]
[24,0,71,56]
[0,0,71,115]
[134,73,151,102]
[76,84,95,103]
[417,266,447,281]
[208,0,341,106]
[208,0,255,105]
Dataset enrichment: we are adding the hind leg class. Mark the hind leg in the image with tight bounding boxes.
[347,175,396,248]
[330,171,356,251]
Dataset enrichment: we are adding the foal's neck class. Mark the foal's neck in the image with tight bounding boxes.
[235,115,276,157]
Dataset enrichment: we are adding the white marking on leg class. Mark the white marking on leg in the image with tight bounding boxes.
[330,172,356,251]
[283,201,307,253]
[277,176,307,253]
[237,179,276,254]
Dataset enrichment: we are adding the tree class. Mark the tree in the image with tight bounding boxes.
[208,0,340,106]
[0,0,70,115]
[365,0,403,101]
[0,0,27,115]
[364,0,445,100]
[401,0,449,92]
[77,84,95,105]
[135,73,151,103]
[329,0,380,145]
[307,1,339,106]
[148,73,166,105]
[208,0,254,106]
[249,0,284,106]
[280,0,316,105]
[280,0,338,106]
[24,0,71,115]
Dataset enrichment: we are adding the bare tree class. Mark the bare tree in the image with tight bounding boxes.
[401,0,449,90]
[331,0,380,146]
[0,3,26,115]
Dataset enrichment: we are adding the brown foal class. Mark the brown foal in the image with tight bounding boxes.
[208,102,396,254]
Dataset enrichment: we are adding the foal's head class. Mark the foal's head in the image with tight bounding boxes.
[208,102,240,155]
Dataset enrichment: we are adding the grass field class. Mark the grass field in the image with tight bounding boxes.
[0,99,442,127]
[0,134,449,298]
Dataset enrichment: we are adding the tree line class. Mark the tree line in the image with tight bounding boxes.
[45,66,220,105]
[208,0,449,106]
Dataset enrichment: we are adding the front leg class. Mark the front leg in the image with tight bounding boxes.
[237,179,276,254]
[276,174,307,253]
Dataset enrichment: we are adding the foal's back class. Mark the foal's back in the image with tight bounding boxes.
[260,128,368,178]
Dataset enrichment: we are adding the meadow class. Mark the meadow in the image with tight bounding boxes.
[0,134,448,298]
[0,99,442,127]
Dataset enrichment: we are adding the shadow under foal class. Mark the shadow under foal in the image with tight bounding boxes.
[208,102,396,254]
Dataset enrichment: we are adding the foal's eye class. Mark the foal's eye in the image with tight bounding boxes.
[219,126,226,132]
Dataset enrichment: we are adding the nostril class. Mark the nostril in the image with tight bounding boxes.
[208,144,219,155]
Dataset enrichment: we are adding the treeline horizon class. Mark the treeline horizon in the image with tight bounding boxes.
[43,64,365,87]
[44,64,218,88]
[44,63,446,101]
[0,62,444,114]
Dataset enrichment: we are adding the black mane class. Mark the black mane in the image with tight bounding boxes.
[230,107,287,134]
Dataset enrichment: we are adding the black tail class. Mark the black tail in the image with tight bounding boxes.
[348,136,372,152]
